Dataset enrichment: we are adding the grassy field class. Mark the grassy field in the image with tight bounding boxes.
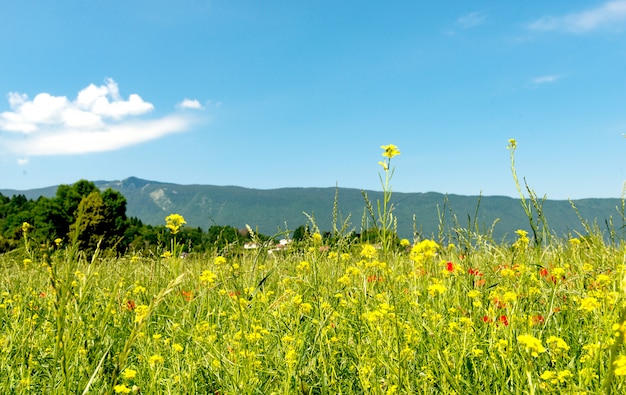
[2,144,626,394]
[3,215,626,394]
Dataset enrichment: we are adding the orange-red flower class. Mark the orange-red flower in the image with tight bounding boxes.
[181,290,193,302]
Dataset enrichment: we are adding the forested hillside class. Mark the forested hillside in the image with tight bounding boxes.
[95,177,625,241]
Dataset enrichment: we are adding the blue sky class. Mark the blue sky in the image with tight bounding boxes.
[1,1,625,199]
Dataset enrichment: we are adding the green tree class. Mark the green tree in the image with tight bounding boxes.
[70,188,129,255]
[207,225,243,252]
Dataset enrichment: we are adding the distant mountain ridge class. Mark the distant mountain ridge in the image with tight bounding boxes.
[2,176,624,241]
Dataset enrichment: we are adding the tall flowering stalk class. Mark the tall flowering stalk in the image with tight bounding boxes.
[165,213,186,258]
[507,139,549,247]
[375,144,400,251]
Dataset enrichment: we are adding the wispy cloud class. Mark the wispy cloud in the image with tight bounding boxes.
[531,74,562,86]
[528,1,626,33]
[177,98,203,110]
[0,79,202,157]
[455,12,486,29]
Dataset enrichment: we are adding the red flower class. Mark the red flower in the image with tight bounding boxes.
[468,268,484,277]
[367,275,384,283]
[539,268,549,277]
[498,315,509,326]
[181,290,193,302]
[125,300,136,311]
[482,315,492,323]
[492,298,506,309]
[446,262,455,272]
[531,315,545,325]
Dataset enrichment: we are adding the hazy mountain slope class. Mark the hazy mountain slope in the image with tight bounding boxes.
[2,177,623,240]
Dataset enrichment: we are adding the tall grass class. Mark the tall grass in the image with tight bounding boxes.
[1,142,626,393]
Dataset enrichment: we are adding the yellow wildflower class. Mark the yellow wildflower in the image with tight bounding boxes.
[172,343,184,353]
[513,229,529,249]
[381,144,400,158]
[311,232,322,244]
[507,139,516,149]
[165,214,186,234]
[546,336,570,354]
[148,354,164,365]
[214,256,227,265]
[409,239,439,264]
[121,368,137,380]
[569,237,581,246]
[614,355,626,376]
[299,302,313,315]
[578,296,601,313]
[134,305,150,323]
[428,283,446,296]
[360,244,377,259]
[199,270,217,284]
[517,334,546,357]
[113,384,132,394]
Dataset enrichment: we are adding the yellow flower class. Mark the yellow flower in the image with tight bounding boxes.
[299,302,313,315]
[148,354,164,365]
[285,348,297,367]
[614,355,626,376]
[381,144,400,158]
[507,139,516,149]
[113,384,132,394]
[409,239,439,264]
[513,229,529,249]
[400,239,410,247]
[360,244,377,259]
[428,283,446,296]
[578,296,601,313]
[23,258,32,265]
[311,232,323,244]
[199,269,217,284]
[161,251,172,259]
[517,334,546,357]
[54,238,62,246]
[540,370,555,381]
[213,256,227,265]
[134,305,150,323]
[172,343,184,353]
[296,261,310,271]
[569,237,581,246]
[165,214,186,234]
[22,222,31,234]
[121,368,137,380]
[546,336,570,354]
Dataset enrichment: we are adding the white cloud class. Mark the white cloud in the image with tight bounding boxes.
[529,1,626,33]
[531,75,562,85]
[17,157,28,166]
[5,115,191,156]
[455,12,486,29]
[177,98,203,109]
[0,79,200,156]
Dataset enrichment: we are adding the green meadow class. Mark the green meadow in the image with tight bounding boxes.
[2,143,626,394]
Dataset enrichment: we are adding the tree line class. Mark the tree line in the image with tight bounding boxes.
[0,180,276,255]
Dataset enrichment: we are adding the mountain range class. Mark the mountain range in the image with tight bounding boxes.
[2,176,624,241]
